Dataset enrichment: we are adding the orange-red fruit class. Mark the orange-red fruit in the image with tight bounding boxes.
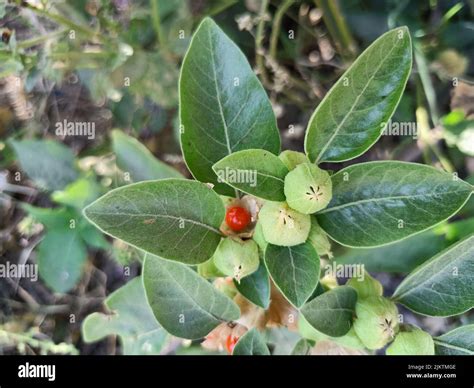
[226,335,239,354]
[225,206,251,232]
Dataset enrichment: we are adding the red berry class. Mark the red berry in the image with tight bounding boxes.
[226,335,239,354]
[225,206,251,232]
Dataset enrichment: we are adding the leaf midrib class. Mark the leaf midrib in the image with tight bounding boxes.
[208,26,232,157]
[288,247,299,304]
[87,210,221,234]
[317,189,471,215]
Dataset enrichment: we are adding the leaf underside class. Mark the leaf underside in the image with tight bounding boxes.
[82,277,168,355]
[143,255,240,340]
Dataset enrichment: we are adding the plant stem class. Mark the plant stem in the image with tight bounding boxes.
[255,0,271,86]
[17,29,67,49]
[269,0,295,60]
[414,43,440,124]
[416,106,454,173]
[314,0,356,60]
[20,1,99,40]
[150,0,167,50]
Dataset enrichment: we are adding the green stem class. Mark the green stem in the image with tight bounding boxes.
[269,0,294,60]
[21,1,100,40]
[17,29,67,49]
[150,0,167,50]
[314,0,356,59]
[416,106,454,173]
[414,43,440,124]
[255,0,271,86]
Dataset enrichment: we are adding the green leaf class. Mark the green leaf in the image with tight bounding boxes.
[10,140,79,191]
[336,230,446,273]
[212,149,288,201]
[300,286,357,337]
[111,130,182,182]
[393,234,474,317]
[180,18,280,195]
[83,179,225,264]
[317,161,473,247]
[78,221,110,250]
[264,242,320,308]
[305,27,412,163]
[234,263,270,309]
[143,255,240,339]
[38,229,87,293]
[22,204,76,229]
[232,328,270,355]
[82,277,168,355]
[52,178,100,210]
[434,325,474,355]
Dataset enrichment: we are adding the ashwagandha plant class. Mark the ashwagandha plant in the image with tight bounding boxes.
[82,18,474,355]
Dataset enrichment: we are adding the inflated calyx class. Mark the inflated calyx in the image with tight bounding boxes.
[252,221,268,252]
[197,258,224,279]
[347,271,383,299]
[307,217,333,258]
[353,296,399,350]
[213,237,259,282]
[278,150,310,171]
[258,201,311,246]
[386,325,434,355]
[284,163,332,214]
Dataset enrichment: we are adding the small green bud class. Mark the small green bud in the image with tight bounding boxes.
[213,237,259,282]
[284,163,332,214]
[347,271,383,299]
[198,258,225,279]
[308,217,333,258]
[353,296,399,350]
[278,150,310,171]
[298,314,365,350]
[258,201,311,246]
[386,325,435,355]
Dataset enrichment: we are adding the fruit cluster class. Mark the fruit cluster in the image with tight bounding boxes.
[299,272,435,355]
[199,151,333,283]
